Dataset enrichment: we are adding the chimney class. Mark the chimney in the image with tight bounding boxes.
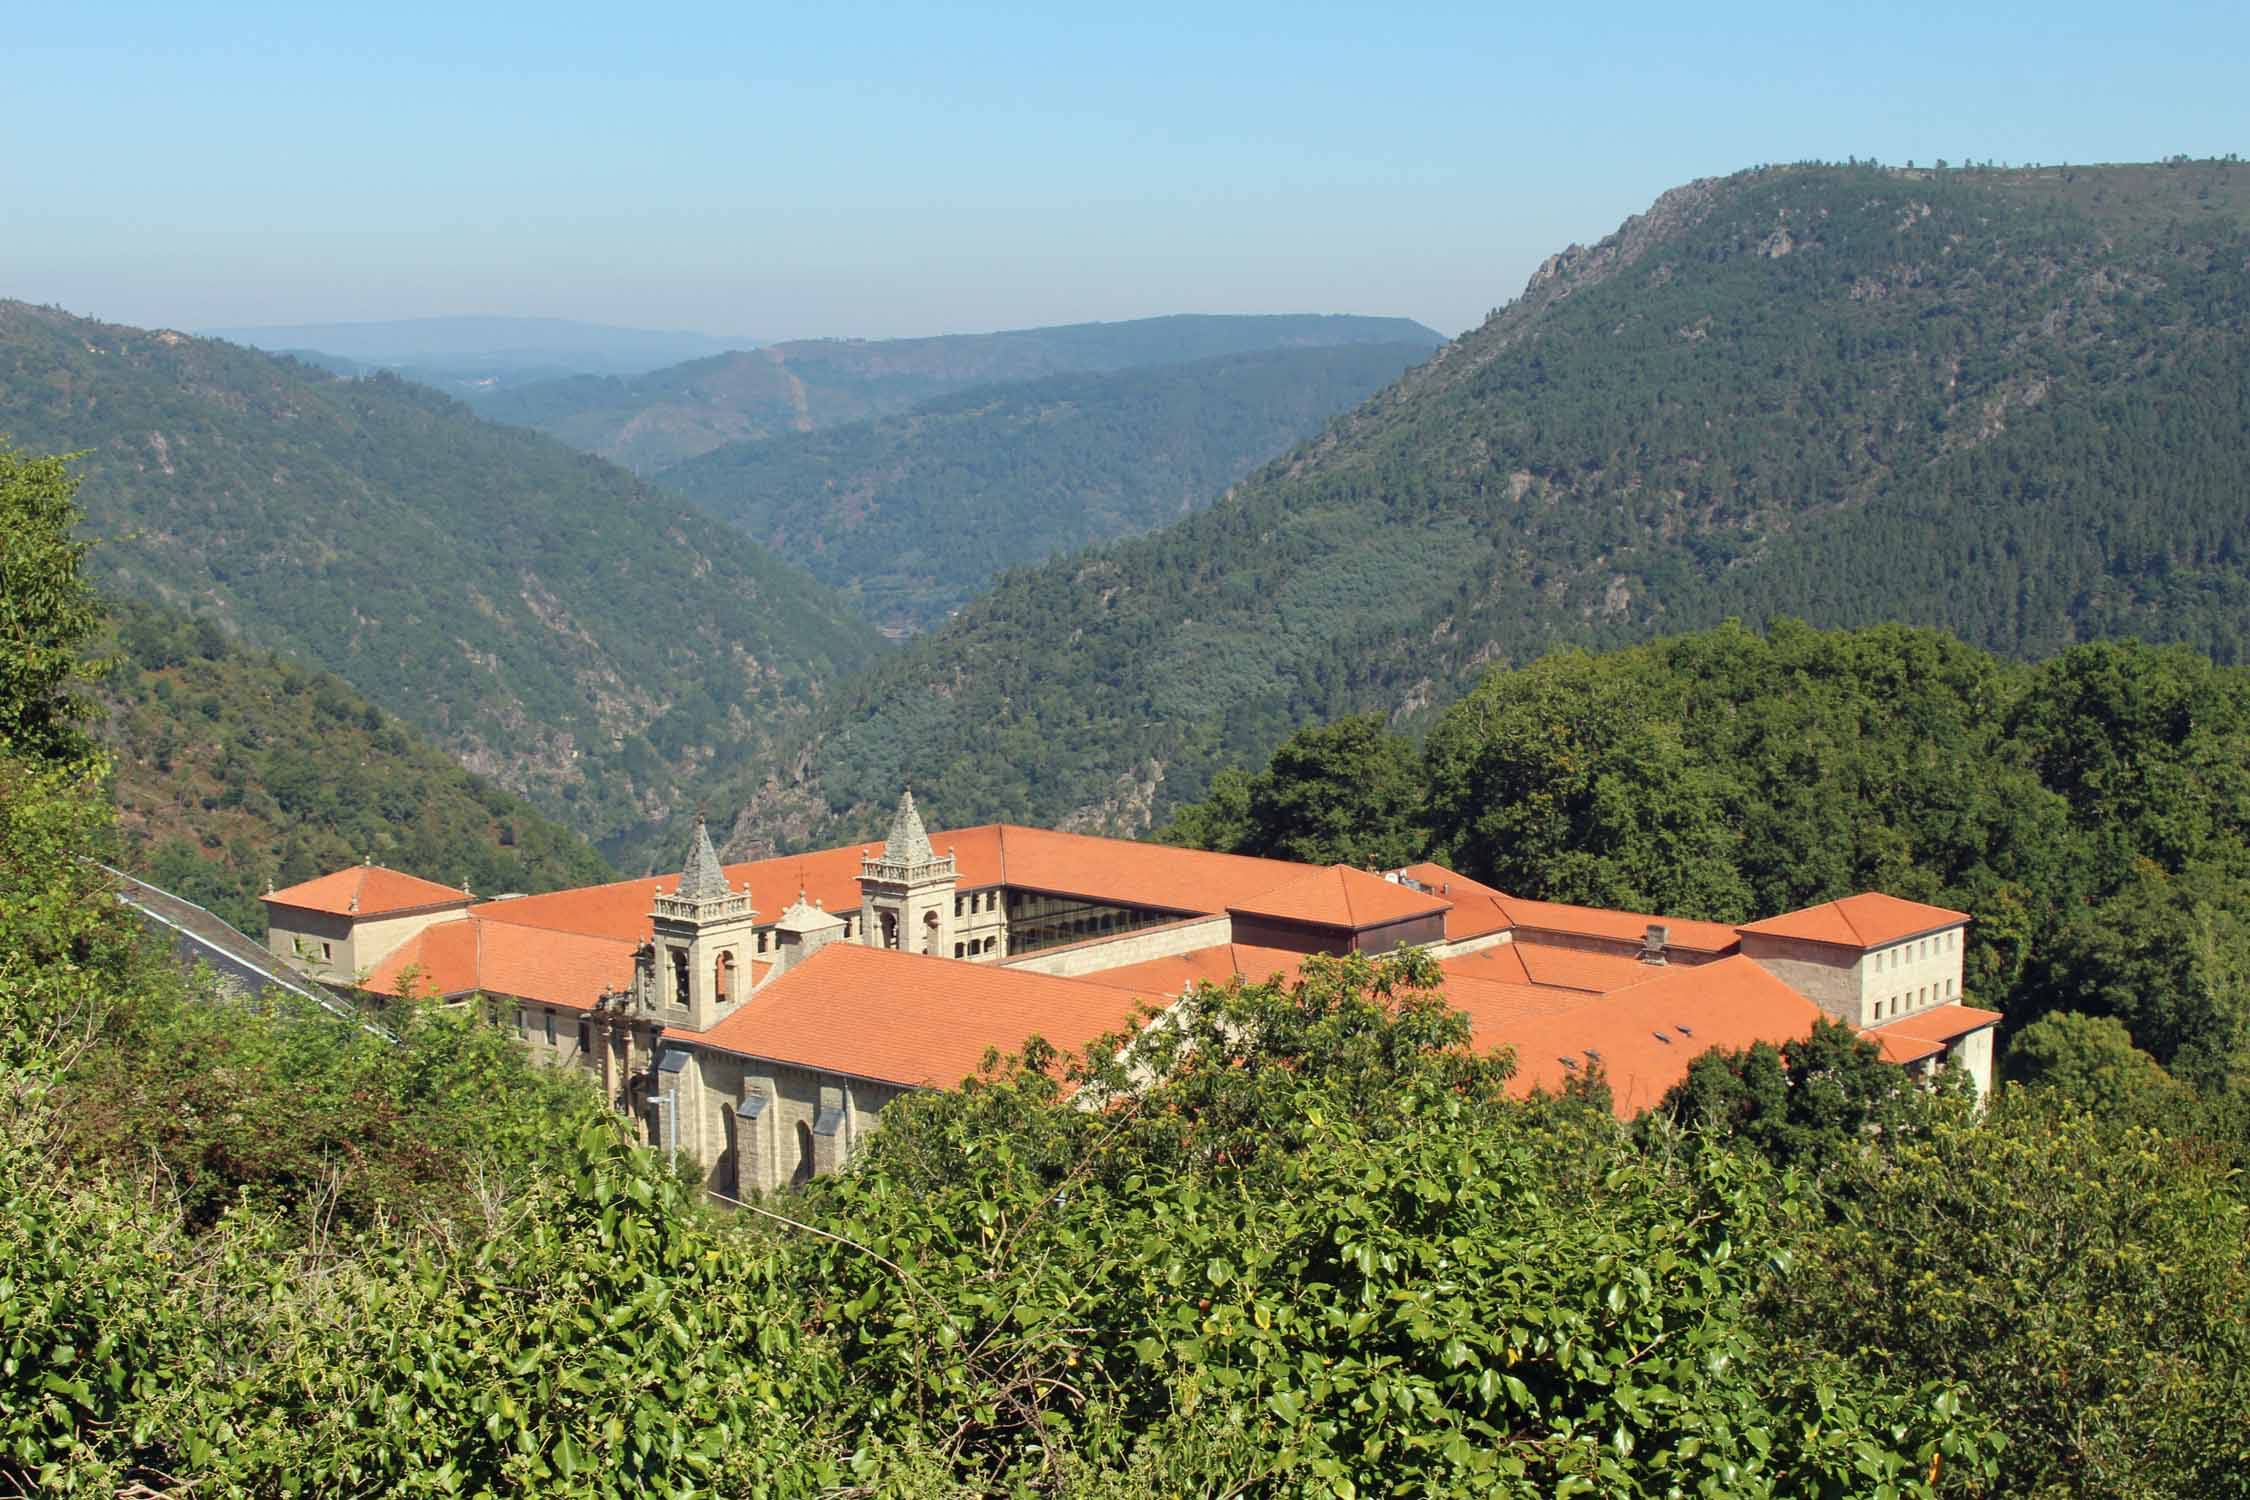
[1639,923,1669,965]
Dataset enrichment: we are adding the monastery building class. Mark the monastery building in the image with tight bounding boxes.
[262,790,2000,1194]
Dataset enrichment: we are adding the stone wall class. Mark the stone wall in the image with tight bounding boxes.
[265,902,467,984]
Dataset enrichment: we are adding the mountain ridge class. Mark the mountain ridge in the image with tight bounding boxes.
[480,313,1444,472]
[0,300,879,863]
[658,339,1442,630]
[709,159,2250,858]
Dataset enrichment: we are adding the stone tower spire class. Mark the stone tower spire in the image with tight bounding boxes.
[883,786,935,867]
[637,812,756,1031]
[678,813,731,903]
[858,785,958,955]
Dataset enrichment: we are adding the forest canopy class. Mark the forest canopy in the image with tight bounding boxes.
[2,448,2246,1495]
[1162,618,2250,1097]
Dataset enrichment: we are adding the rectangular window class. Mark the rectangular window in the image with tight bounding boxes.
[516,1008,527,1036]
[577,1020,590,1054]
[544,1010,556,1046]
[321,941,333,961]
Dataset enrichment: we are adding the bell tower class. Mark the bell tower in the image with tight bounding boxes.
[644,814,757,1031]
[858,787,957,957]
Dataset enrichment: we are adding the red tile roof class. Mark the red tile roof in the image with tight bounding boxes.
[1225,865,1450,929]
[1490,895,1741,954]
[1497,956,1833,1117]
[987,826,1316,912]
[1859,1002,2003,1063]
[1445,941,1659,994]
[466,824,1318,945]
[263,864,471,917]
[364,916,644,1010]
[1392,864,1514,942]
[1072,943,1314,996]
[1739,892,1970,949]
[697,943,1165,1089]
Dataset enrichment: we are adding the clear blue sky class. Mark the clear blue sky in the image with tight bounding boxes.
[7,0,2245,339]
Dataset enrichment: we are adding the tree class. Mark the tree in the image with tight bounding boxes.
[1153,765,1253,852]
[1422,651,1755,918]
[2027,865,2250,1087]
[1241,713,1426,868]
[1762,1095,2250,1498]
[2006,1009,2178,1114]
[1656,1018,1942,1166]
[0,448,104,763]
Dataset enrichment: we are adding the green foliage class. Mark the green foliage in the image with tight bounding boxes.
[61,981,595,1233]
[0,447,106,764]
[2025,864,2250,1087]
[766,161,2250,851]
[1657,1019,1954,1168]
[1763,1095,2250,1499]
[1176,620,2250,1093]
[1160,712,1427,868]
[796,955,1999,1495]
[99,603,613,932]
[2005,1010,2178,1114]
[0,303,880,863]
[661,342,1439,629]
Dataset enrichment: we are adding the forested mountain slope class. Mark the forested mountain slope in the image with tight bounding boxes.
[725,160,2250,851]
[97,605,614,935]
[480,313,1442,472]
[660,341,1439,630]
[0,302,879,860]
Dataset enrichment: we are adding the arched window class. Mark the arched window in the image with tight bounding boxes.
[715,950,735,1003]
[671,948,690,1006]
[793,1120,815,1186]
[718,1107,739,1197]
[881,912,899,950]
[923,909,940,954]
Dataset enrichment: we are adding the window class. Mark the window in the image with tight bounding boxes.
[954,896,964,918]
[793,1120,815,1186]
[516,1008,527,1036]
[577,1019,590,1054]
[672,948,690,1006]
[954,942,965,958]
[544,1010,556,1046]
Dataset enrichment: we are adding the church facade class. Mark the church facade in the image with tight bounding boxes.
[263,790,2002,1196]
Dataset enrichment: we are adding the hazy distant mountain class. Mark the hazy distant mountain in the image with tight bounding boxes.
[659,340,1442,630]
[480,313,1445,472]
[199,314,760,377]
[718,159,2250,852]
[0,301,876,859]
